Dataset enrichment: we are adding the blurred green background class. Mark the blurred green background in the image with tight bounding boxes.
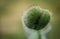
[0,0,60,39]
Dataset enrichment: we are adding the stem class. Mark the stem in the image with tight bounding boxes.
[38,30,41,39]
[38,30,47,39]
[41,34,47,39]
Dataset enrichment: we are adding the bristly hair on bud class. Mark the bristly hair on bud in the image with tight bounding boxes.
[22,6,50,30]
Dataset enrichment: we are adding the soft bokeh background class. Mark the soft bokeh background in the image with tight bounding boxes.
[0,0,60,39]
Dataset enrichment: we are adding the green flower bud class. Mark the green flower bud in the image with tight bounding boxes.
[24,7,50,30]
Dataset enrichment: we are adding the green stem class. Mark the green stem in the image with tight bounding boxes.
[28,30,41,39]
[37,30,41,39]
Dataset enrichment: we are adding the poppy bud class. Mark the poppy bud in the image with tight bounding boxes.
[23,7,50,30]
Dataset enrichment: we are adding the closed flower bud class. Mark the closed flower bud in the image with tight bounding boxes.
[23,7,50,30]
